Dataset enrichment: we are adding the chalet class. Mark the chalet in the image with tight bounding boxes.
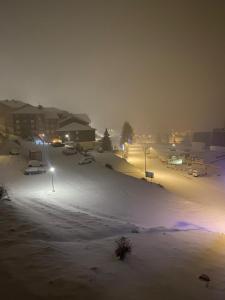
[0,100,94,143]
[56,122,95,142]
[58,113,90,127]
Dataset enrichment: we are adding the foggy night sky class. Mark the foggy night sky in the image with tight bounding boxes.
[0,0,225,133]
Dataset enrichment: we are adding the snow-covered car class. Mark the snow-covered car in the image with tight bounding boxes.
[187,167,206,177]
[9,148,20,155]
[62,147,77,155]
[81,150,90,156]
[64,142,75,149]
[78,157,95,165]
[24,166,46,175]
[28,160,43,167]
[192,169,206,177]
[51,142,64,147]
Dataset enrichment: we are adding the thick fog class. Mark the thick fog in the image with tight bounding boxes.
[0,0,224,132]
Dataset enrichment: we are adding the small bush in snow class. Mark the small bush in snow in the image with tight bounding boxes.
[115,236,132,261]
[131,227,139,234]
[105,163,113,170]
[0,186,4,199]
[199,274,210,287]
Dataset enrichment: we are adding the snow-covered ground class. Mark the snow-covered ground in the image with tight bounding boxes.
[1,140,225,299]
[127,143,225,232]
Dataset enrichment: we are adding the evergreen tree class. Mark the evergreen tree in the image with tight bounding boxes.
[101,129,113,151]
[120,122,134,145]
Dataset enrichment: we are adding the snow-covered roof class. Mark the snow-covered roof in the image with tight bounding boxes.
[73,114,90,124]
[0,99,28,110]
[44,107,68,115]
[42,109,59,120]
[13,106,43,114]
[57,122,94,132]
[58,113,91,125]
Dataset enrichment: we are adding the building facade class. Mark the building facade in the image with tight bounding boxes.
[56,122,95,143]
[0,100,28,134]
[210,128,225,151]
[0,100,94,143]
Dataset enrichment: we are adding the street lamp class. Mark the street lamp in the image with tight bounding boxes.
[49,167,55,192]
[40,133,46,161]
[144,144,149,176]
[65,134,70,141]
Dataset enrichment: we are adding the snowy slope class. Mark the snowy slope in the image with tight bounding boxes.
[1,142,225,299]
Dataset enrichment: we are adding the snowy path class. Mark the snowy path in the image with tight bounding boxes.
[127,143,225,232]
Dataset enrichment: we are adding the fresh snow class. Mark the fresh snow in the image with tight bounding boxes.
[1,140,225,299]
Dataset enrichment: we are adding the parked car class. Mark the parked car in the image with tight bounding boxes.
[188,167,206,177]
[9,148,20,155]
[28,160,44,167]
[78,157,95,165]
[51,142,64,147]
[62,147,77,155]
[64,142,75,149]
[24,166,46,175]
[192,169,206,177]
[81,150,90,156]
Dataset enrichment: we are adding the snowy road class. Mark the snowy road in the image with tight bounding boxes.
[127,143,225,232]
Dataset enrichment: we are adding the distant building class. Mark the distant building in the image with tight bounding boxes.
[56,122,95,143]
[0,99,29,134]
[192,132,212,146]
[0,99,94,142]
[12,106,47,138]
[210,128,225,151]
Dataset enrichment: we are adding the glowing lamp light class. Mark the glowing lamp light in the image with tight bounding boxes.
[65,134,69,138]
[49,167,55,192]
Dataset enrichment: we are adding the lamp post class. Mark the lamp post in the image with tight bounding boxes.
[144,143,150,176]
[41,133,45,161]
[49,167,55,192]
[65,134,70,142]
[144,144,153,177]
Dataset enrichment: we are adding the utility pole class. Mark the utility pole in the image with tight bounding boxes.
[50,167,55,192]
[144,145,147,176]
